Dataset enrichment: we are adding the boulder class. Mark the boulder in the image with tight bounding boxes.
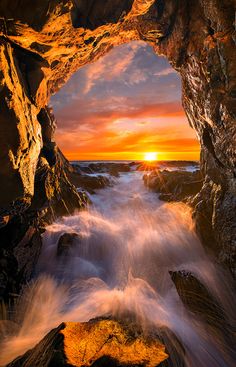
[7,319,168,367]
[57,232,80,257]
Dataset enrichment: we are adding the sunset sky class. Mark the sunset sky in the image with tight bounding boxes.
[51,41,200,161]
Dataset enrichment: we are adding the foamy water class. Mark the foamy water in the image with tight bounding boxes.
[0,171,235,366]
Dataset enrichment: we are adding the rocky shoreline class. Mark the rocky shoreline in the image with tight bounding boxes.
[1,161,235,367]
[143,169,203,203]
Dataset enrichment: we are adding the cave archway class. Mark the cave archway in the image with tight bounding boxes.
[0,0,235,296]
[51,40,199,163]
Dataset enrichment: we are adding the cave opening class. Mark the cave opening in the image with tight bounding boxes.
[0,1,235,365]
[50,41,200,163]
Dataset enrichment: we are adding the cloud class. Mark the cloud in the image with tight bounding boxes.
[82,42,147,94]
[51,41,199,160]
[154,67,175,77]
[55,98,185,132]
[137,121,148,126]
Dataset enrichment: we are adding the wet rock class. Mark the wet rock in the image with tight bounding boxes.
[7,319,168,367]
[30,149,89,220]
[157,328,186,367]
[143,170,203,202]
[108,166,120,177]
[57,232,80,257]
[170,270,222,321]
[169,270,235,351]
[0,222,44,316]
[13,227,42,282]
[110,163,131,173]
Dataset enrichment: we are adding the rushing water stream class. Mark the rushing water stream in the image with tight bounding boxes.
[0,169,235,366]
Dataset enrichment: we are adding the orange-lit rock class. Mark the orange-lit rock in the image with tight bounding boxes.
[7,319,168,367]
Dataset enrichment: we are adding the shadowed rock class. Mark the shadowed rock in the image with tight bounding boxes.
[57,232,80,257]
[169,270,236,354]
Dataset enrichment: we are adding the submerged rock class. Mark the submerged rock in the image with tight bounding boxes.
[7,319,168,367]
[57,232,80,257]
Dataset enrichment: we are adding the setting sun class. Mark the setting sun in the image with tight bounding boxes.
[144,152,158,161]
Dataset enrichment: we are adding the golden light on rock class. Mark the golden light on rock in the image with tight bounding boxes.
[62,320,168,367]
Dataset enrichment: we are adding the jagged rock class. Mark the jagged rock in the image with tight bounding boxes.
[169,270,236,352]
[143,170,203,202]
[7,319,168,367]
[170,270,223,323]
[68,171,111,194]
[108,166,120,177]
[57,232,80,256]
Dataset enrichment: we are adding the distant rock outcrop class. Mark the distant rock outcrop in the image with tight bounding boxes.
[143,170,203,202]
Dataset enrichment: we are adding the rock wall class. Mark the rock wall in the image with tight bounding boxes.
[0,0,235,299]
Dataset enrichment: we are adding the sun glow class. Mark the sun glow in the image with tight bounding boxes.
[144,152,158,161]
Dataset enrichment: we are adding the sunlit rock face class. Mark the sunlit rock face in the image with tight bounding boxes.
[0,0,235,293]
[6,319,168,367]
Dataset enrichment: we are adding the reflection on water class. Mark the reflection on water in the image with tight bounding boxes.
[0,171,235,366]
